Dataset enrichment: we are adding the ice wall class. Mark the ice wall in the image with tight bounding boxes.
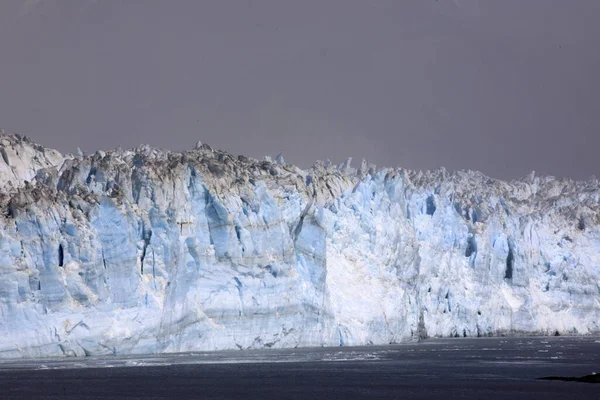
[0,133,599,358]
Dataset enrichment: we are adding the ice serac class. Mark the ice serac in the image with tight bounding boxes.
[0,132,599,358]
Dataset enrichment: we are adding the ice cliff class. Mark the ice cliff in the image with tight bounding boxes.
[0,132,599,358]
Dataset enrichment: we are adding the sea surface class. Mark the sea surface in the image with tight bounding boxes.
[0,336,598,399]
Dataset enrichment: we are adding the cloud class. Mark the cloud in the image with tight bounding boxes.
[18,0,99,20]
[18,0,45,17]
[451,0,483,17]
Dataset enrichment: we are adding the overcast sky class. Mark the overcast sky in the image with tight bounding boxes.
[0,0,599,180]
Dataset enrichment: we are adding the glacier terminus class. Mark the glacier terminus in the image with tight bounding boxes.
[0,133,599,358]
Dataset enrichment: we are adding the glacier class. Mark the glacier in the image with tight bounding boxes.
[0,132,599,358]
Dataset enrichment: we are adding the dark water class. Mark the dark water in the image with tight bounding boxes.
[0,336,599,399]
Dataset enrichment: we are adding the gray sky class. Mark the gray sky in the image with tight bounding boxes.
[0,0,599,180]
